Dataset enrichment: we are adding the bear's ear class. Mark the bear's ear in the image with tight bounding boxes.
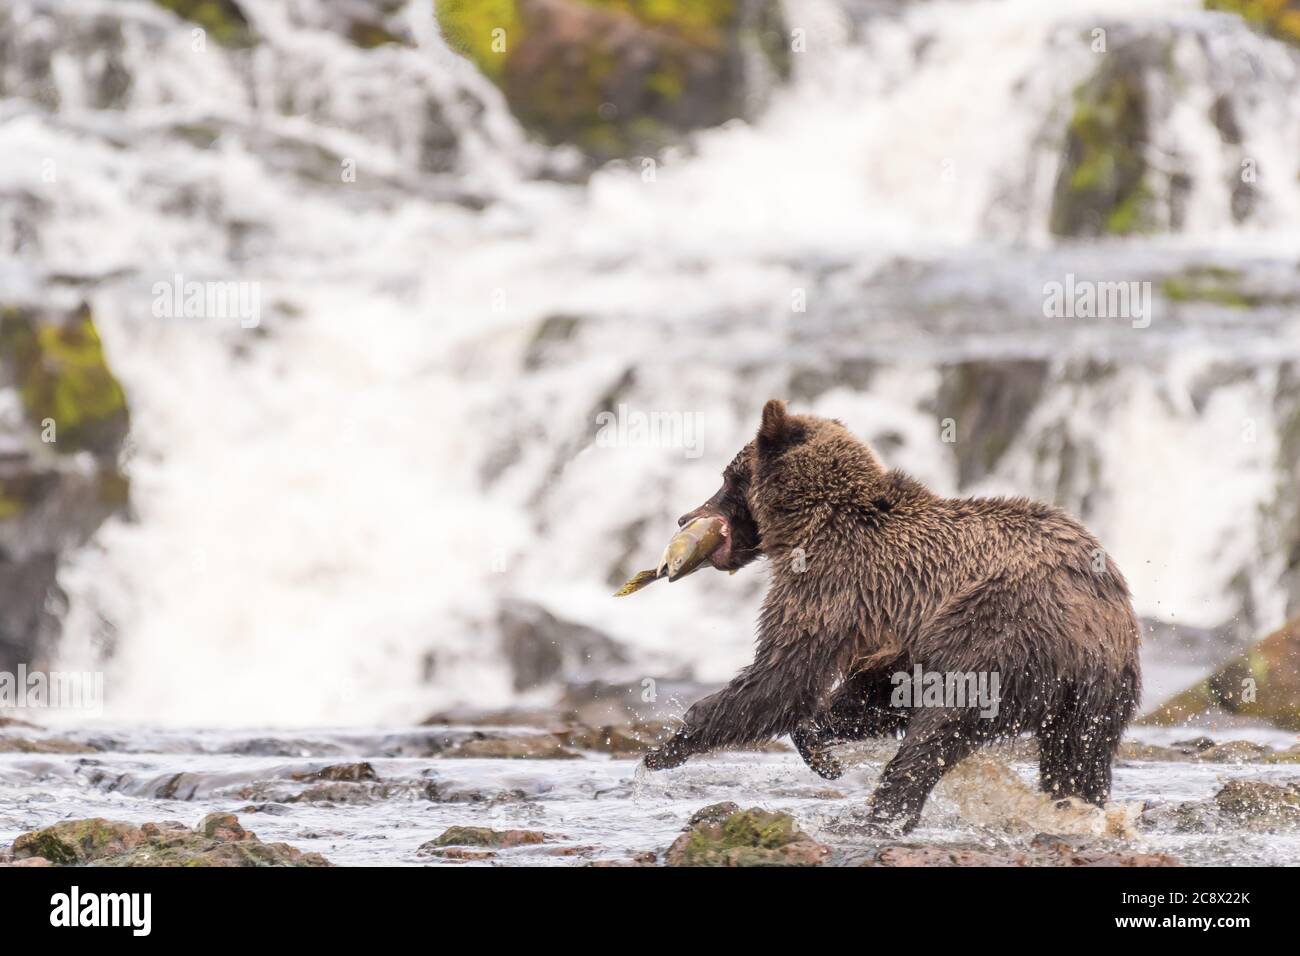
[757,399,795,458]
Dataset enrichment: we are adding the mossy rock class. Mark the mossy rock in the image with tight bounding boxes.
[1050,49,1154,237]
[1206,1,1300,47]
[1142,616,1300,730]
[665,804,830,866]
[12,819,144,865]
[153,0,255,47]
[12,814,331,867]
[0,303,130,457]
[435,0,790,160]
[1161,265,1299,309]
[423,826,548,849]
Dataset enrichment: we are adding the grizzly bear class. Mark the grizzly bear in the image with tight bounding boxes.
[641,400,1141,832]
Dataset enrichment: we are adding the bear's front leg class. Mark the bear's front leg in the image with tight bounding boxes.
[641,633,839,772]
[641,729,698,770]
[793,669,911,779]
[791,719,845,780]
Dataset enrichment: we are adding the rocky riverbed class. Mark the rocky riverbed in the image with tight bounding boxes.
[2,713,1297,866]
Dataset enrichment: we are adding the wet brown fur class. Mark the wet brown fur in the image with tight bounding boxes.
[643,400,1142,832]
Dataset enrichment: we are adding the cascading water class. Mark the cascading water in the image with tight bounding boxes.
[0,0,1297,728]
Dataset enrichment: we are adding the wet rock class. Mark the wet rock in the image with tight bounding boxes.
[290,762,379,783]
[0,301,131,672]
[421,705,569,729]
[1120,737,1280,763]
[1207,0,1300,47]
[0,735,98,754]
[1198,740,1276,763]
[1050,35,1154,237]
[1160,265,1297,310]
[426,782,533,804]
[420,826,550,854]
[439,732,581,760]
[152,0,255,47]
[429,847,496,861]
[1214,780,1300,823]
[936,359,1050,488]
[1138,798,1219,833]
[10,813,330,867]
[497,598,630,692]
[590,850,658,867]
[1141,779,1300,833]
[523,313,585,371]
[664,805,830,867]
[218,736,349,757]
[436,0,790,161]
[1142,615,1300,730]
[558,720,672,756]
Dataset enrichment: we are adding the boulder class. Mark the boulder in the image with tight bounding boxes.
[1141,616,1300,731]
[497,599,630,692]
[10,814,330,867]
[435,0,790,160]
[421,826,550,850]
[664,804,830,867]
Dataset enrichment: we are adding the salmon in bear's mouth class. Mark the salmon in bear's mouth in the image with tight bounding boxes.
[659,515,729,580]
[612,515,732,597]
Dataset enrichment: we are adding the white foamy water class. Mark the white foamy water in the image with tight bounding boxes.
[0,0,1296,725]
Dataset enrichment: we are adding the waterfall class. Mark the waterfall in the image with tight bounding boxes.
[0,0,1296,724]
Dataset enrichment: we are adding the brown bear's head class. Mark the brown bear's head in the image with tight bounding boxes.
[676,400,886,571]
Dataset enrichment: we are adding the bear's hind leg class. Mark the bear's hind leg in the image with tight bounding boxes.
[794,669,908,780]
[1037,674,1133,806]
[867,709,985,833]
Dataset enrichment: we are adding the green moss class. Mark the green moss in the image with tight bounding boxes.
[12,819,141,865]
[1161,266,1259,308]
[673,808,811,866]
[434,0,769,159]
[1105,182,1154,235]
[430,826,505,847]
[435,0,520,80]
[1051,68,1153,237]
[585,0,736,45]
[1206,1,1300,47]
[0,491,23,520]
[153,0,254,47]
[0,304,129,456]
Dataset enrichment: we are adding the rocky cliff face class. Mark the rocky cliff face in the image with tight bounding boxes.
[0,302,130,672]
